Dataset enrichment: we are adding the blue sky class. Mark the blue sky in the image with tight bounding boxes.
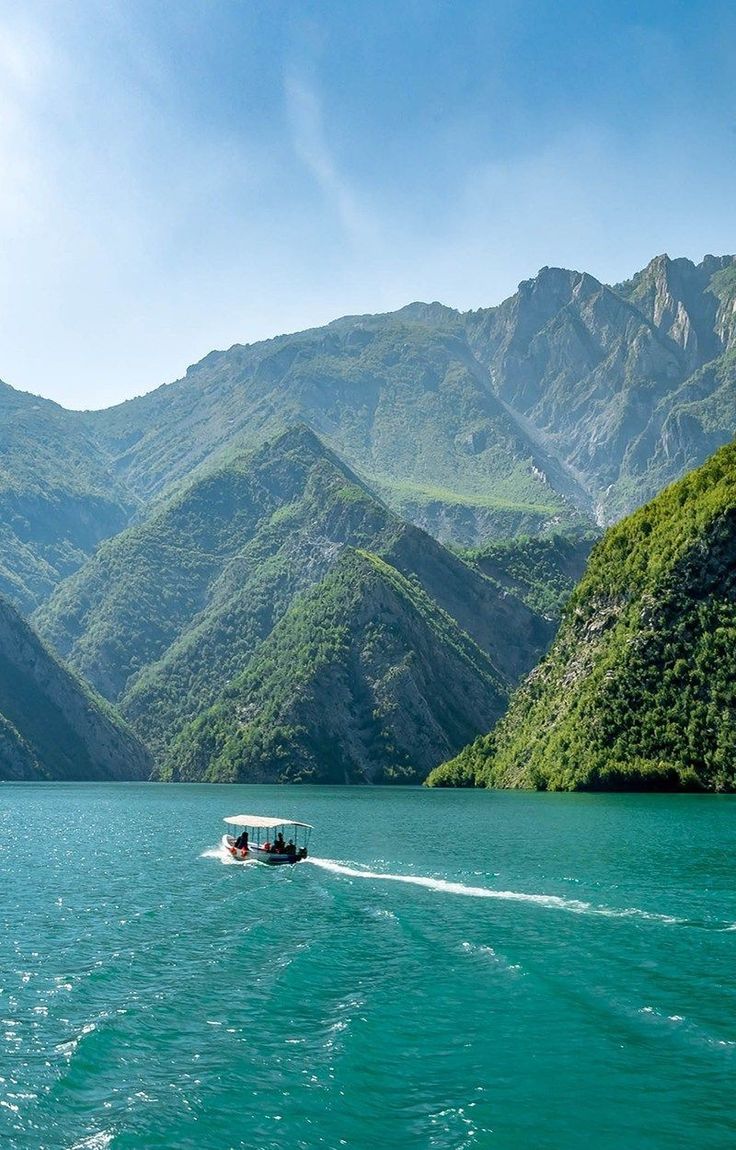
[1,0,734,409]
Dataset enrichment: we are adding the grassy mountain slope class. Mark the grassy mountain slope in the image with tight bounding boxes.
[163,548,507,784]
[36,427,545,767]
[429,440,736,791]
[0,594,151,781]
[79,252,736,542]
[85,309,586,542]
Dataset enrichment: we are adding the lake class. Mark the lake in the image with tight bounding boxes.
[1,783,735,1149]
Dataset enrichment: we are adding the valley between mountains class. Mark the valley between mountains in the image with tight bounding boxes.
[2,252,736,787]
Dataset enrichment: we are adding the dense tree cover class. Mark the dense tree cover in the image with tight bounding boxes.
[164,548,507,784]
[36,427,540,771]
[461,531,598,618]
[427,440,736,791]
[0,594,150,781]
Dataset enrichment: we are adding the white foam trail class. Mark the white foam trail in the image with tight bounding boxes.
[308,857,591,912]
[307,858,688,924]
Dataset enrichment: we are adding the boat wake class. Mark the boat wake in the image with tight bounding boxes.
[306,858,688,925]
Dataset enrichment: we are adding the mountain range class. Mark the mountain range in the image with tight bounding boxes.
[2,253,734,617]
[3,251,736,786]
[34,427,552,782]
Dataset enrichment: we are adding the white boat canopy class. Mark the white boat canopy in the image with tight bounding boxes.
[223,815,313,829]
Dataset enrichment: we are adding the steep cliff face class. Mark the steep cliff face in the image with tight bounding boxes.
[0,596,151,780]
[164,549,507,784]
[620,253,729,369]
[429,440,736,791]
[465,256,736,519]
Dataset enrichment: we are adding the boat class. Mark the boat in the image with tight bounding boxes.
[222,815,313,865]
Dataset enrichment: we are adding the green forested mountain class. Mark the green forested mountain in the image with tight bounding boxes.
[1,253,734,618]
[164,548,507,784]
[0,593,150,781]
[428,440,736,791]
[461,531,597,618]
[35,427,546,776]
[3,254,735,785]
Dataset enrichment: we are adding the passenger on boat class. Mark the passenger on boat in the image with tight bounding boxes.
[234,831,249,849]
[273,833,286,853]
[286,839,295,854]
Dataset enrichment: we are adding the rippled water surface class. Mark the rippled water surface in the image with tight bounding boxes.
[1,784,735,1149]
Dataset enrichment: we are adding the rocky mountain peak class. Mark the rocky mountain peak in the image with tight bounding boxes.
[624,253,724,368]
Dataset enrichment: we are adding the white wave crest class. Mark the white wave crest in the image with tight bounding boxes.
[307,858,687,924]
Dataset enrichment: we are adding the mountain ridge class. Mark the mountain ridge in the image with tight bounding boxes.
[2,252,735,614]
[164,546,507,784]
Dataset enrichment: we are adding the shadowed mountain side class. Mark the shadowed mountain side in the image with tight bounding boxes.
[428,439,736,791]
[382,525,553,684]
[462,531,599,618]
[161,549,507,784]
[35,427,543,766]
[0,595,151,781]
[0,382,137,612]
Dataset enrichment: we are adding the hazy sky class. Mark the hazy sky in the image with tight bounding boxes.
[1,0,734,409]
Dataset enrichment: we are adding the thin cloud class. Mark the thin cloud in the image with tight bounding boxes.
[284,66,378,250]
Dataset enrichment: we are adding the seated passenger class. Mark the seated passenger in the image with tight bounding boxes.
[234,831,249,849]
[286,839,295,854]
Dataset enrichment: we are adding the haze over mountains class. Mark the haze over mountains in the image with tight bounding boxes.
[2,252,735,786]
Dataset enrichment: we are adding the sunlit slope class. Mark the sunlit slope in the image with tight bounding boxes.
[85,254,736,540]
[163,548,507,784]
[461,531,597,618]
[465,255,736,522]
[0,595,151,781]
[429,439,736,791]
[86,307,585,542]
[36,427,546,769]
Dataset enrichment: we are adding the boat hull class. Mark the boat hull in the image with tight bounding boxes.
[222,835,307,865]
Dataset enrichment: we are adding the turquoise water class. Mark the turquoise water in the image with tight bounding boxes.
[1,785,735,1149]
